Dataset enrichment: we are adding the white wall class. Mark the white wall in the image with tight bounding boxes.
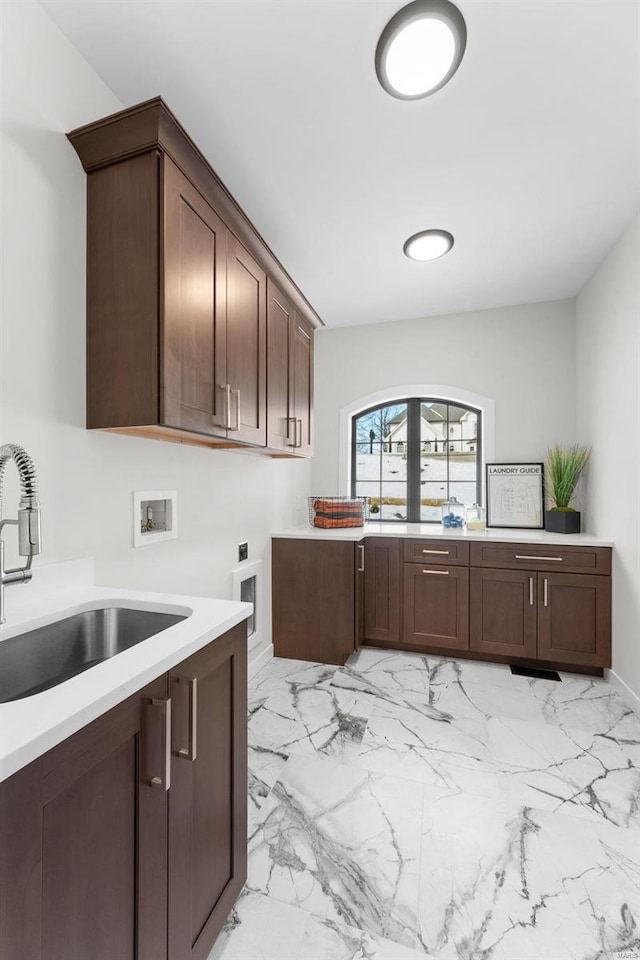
[576,214,640,702]
[312,299,576,495]
[0,0,310,664]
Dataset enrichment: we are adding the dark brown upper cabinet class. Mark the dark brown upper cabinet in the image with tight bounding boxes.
[68,98,320,455]
[266,281,314,456]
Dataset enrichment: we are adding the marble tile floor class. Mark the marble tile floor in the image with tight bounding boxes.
[210,648,640,960]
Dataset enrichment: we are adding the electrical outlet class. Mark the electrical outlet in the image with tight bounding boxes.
[238,541,248,562]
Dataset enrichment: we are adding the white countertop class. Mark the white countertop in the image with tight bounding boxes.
[273,522,613,548]
[0,560,251,783]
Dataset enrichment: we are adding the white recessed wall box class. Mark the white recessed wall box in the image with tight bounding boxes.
[133,490,178,547]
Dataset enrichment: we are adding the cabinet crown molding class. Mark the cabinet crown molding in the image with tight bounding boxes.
[68,96,323,331]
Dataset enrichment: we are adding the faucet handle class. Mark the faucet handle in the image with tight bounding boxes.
[18,505,41,557]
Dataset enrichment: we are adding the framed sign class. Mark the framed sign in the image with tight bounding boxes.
[486,463,544,529]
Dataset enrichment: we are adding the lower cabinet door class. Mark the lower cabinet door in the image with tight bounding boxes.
[0,676,169,960]
[363,538,401,643]
[403,563,469,650]
[168,623,247,960]
[537,572,611,668]
[470,567,537,659]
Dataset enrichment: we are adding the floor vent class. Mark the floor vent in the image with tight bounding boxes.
[510,665,562,681]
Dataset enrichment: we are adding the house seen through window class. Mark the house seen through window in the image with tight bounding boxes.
[351,399,482,522]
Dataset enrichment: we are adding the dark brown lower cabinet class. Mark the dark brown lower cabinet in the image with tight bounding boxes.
[363,538,401,644]
[403,563,469,650]
[537,572,611,668]
[168,627,247,960]
[0,623,247,960]
[470,567,537,659]
[272,538,356,664]
[471,569,611,669]
[270,536,612,674]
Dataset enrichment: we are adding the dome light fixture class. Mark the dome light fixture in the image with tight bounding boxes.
[375,0,467,100]
[403,229,454,261]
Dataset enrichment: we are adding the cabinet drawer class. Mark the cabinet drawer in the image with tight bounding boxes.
[469,542,611,575]
[403,539,469,566]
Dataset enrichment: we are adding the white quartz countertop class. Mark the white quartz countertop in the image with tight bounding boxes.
[0,563,251,783]
[273,522,613,548]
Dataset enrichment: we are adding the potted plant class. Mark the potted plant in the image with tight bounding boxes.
[544,444,591,534]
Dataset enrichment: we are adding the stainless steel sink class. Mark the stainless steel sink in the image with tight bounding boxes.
[0,607,187,703]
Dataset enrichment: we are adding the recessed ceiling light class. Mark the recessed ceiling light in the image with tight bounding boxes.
[403,229,454,261]
[375,0,467,100]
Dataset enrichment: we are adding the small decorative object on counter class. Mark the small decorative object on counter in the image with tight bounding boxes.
[309,497,369,529]
[441,496,465,529]
[544,443,591,534]
[465,503,486,531]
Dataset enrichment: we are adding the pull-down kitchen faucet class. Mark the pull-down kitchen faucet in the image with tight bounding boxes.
[0,444,42,624]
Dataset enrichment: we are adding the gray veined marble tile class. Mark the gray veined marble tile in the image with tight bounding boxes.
[248,684,375,765]
[423,677,547,724]
[247,754,424,951]
[489,715,640,828]
[417,794,640,960]
[249,657,338,707]
[207,889,310,960]
[360,694,495,772]
[334,648,516,704]
[299,913,437,959]
[332,649,435,702]
[207,890,436,960]
[248,743,289,831]
[517,674,640,739]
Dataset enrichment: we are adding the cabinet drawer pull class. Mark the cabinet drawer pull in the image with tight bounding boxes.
[357,544,365,572]
[148,697,171,791]
[422,568,449,575]
[421,549,449,555]
[176,676,198,762]
[514,555,563,562]
[529,577,534,606]
[544,578,549,607]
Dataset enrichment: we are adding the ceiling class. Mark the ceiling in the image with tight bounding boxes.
[40,0,640,328]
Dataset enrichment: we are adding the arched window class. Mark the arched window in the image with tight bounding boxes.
[351,398,482,522]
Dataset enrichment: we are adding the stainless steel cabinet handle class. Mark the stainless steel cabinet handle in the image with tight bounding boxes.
[225,384,232,430]
[514,555,563,562]
[228,388,241,432]
[543,578,549,607]
[285,417,296,446]
[357,544,365,573]
[422,549,449,555]
[422,568,450,575]
[296,418,303,448]
[529,577,534,606]
[148,697,171,791]
[176,676,198,762]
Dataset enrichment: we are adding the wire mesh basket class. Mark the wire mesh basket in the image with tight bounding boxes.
[308,496,369,529]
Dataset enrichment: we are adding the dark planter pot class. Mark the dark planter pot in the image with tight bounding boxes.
[545,510,581,534]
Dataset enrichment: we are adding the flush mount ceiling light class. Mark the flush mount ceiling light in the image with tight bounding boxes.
[403,229,454,261]
[375,0,467,100]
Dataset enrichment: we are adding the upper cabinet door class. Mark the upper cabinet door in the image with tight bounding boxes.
[266,281,295,452]
[226,236,267,446]
[292,314,314,457]
[162,157,228,438]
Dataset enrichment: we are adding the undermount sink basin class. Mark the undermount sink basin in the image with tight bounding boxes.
[0,607,187,703]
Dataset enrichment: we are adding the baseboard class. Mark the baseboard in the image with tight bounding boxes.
[248,642,273,680]
[605,668,640,716]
